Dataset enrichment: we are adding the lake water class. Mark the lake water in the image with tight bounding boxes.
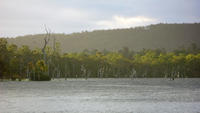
[0,78,200,113]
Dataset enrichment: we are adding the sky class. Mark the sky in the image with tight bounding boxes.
[0,0,200,37]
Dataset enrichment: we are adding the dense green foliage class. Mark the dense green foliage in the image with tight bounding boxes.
[0,38,200,80]
[6,23,200,53]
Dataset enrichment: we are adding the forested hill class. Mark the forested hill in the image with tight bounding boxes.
[6,23,200,53]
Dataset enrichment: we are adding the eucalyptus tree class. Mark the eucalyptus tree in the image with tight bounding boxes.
[0,38,8,78]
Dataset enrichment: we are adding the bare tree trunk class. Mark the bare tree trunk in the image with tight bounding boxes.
[65,65,67,80]
[41,25,51,80]
[26,68,29,79]
[33,71,35,81]
[47,63,50,77]
[65,73,67,80]
[85,70,88,80]
[38,71,40,81]
[42,26,50,64]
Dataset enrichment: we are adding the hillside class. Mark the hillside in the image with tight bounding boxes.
[5,23,200,53]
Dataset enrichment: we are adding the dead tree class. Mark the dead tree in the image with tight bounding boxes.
[42,25,51,64]
[40,25,51,80]
[130,68,136,79]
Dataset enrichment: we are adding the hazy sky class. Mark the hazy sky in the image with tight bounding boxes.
[0,0,199,37]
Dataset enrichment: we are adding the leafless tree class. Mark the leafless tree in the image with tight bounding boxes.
[42,25,51,64]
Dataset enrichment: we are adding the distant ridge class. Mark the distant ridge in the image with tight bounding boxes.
[5,23,200,52]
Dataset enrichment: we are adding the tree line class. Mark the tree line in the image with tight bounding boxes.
[0,38,200,81]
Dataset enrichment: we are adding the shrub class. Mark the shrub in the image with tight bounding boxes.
[30,73,51,81]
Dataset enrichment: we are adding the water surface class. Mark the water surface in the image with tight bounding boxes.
[1,78,200,113]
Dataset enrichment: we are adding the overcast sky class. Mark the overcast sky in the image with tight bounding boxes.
[0,0,200,37]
